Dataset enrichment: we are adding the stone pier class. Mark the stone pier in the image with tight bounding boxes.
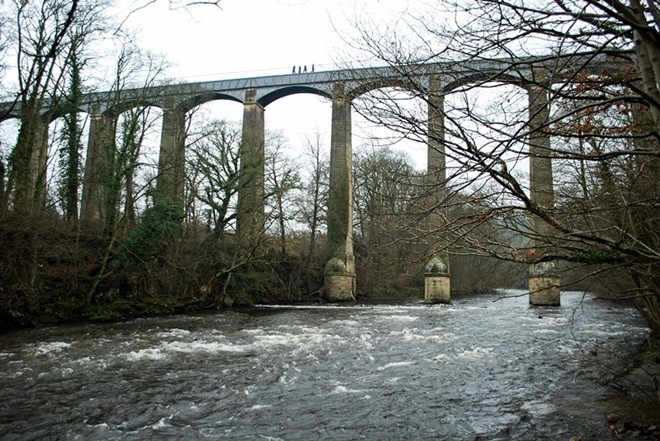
[425,256,451,303]
[236,88,266,243]
[156,98,187,204]
[80,104,115,229]
[425,74,451,304]
[529,263,560,305]
[324,82,356,301]
[32,118,50,207]
[527,79,560,306]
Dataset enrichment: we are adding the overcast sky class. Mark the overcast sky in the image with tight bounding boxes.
[120,0,409,80]
[115,0,428,169]
[0,1,427,170]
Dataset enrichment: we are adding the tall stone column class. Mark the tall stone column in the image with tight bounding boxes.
[81,104,115,230]
[528,82,560,306]
[236,88,265,242]
[8,116,50,290]
[11,113,50,213]
[324,81,356,301]
[31,118,50,208]
[157,99,186,204]
[425,74,451,303]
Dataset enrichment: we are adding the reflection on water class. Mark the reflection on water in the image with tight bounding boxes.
[0,291,649,440]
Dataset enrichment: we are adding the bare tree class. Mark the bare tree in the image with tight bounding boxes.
[0,0,115,294]
[6,0,82,214]
[96,41,168,234]
[55,1,109,222]
[265,132,302,256]
[0,6,11,100]
[186,118,242,235]
[352,145,424,294]
[295,129,330,260]
[347,0,660,330]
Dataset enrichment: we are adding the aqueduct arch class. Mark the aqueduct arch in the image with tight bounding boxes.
[2,57,622,305]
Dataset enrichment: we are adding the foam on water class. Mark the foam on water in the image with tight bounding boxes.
[257,304,361,310]
[380,314,418,323]
[118,331,339,362]
[156,328,191,338]
[162,340,249,353]
[124,348,169,361]
[435,332,460,343]
[34,341,72,355]
[555,344,579,356]
[151,417,171,429]
[0,292,650,440]
[331,385,366,394]
[72,356,108,370]
[534,329,561,334]
[456,347,494,359]
[432,353,452,363]
[253,331,343,354]
[377,361,416,371]
[387,328,448,347]
[520,399,556,416]
[329,319,361,327]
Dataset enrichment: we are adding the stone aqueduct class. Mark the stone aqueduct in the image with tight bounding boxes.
[5,57,613,305]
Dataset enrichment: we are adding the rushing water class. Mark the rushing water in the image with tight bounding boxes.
[0,291,650,440]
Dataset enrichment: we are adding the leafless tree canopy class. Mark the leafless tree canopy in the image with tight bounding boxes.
[348,0,660,330]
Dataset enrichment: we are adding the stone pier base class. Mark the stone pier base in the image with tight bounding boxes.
[425,276,451,304]
[324,274,356,302]
[529,276,560,306]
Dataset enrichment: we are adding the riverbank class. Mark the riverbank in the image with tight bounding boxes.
[602,337,660,440]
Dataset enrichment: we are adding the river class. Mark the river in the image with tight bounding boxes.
[0,291,650,440]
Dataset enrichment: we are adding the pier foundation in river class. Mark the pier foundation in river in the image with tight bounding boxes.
[529,262,560,306]
[424,256,450,304]
[529,276,561,306]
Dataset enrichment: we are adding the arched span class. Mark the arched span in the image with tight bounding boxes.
[46,105,90,123]
[0,113,18,123]
[259,86,331,107]
[179,92,243,113]
[443,72,524,93]
[0,105,87,123]
[347,78,420,101]
[103,99,162,118]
